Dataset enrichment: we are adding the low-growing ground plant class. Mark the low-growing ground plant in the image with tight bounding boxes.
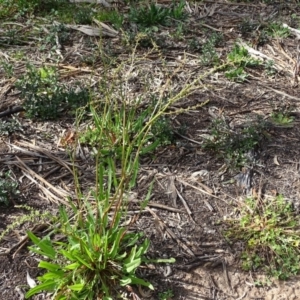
[0,60,14,78]
[0,171,20,205]
[0,118,23,136]
[224,195,300,280]
[225,44,261,82]
[264,60,276,76]
[129,1,186,28]
[73,6,94,24]
[159,289,174,300]
[16,64,89,120]
[266,22,290,38]
[26,187,157,299]
[38,23,71,51]
[94,9,124,30]
[270,111,294,126]
[203,117,266,169]
[200,32,223,66]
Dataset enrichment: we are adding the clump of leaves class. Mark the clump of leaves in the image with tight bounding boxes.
[129,1,186,27]
[266,22,290,38]
[0,60,14,78]
[200,32,223,66]
[0,0,70,18]
[0,172,20,205]
[74,6,94,24]
[159,289,174,300]
[271,111,294,126]
[264,60,276,76]
[0,0,40,17]
[40,23,71,50]
[225,44,261,82]
[26,198,155,299]
[238,19,258,35]
[15,65,89,120]
[94,9,124,30]
[203,117,265,169]
[80,104,174,158]
[224,195,300,280]
[0,118,22,136]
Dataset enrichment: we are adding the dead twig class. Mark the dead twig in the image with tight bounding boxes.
[176,178,215,211]
[145,207,195,257]
[16,141,74,174]
[176,188,195,223]
[15,156,71,205]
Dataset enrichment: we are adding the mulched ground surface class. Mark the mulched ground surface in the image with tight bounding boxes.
[2,1,300,299]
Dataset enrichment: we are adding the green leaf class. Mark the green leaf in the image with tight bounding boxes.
[124,233,141,248]
[120,276,154,290]
[27,231,56,259]
[146,257,176,264]
[25,281,57,298]
[82,243,93,261]
[60,249,76,261]
[120,277,131,286]
[38,261,61,271]
[124,257,141,273]
[124,245,136,265]
[109,228,126,258]
[39,68,48,79]
[41,271,64,280]
[64,262,80,270]
[73,254,94,270]
[141,140,160,154]
[69,283,84,291]
[136,238,149,257]
[59,205,70,224]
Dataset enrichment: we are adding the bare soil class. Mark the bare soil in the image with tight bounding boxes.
[1,1,300,299]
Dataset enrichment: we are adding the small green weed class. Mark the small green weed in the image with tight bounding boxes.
[11,50,25,60]
[0,171,20,205]
[0,60,14,78]
[271,111,294,126]
[200,32,223,66]
[129,1,186,28]
[39,23,71,51]
[264,60,276,76]
[94,9,124,30]
[225,67,248,82]
[172,22,185,40]
[16,65,89,120]
[227,44,260,67]
[225,44,261,82]
[238,19,257,35]
[0,25,30,46]
[73,6,93,24]
[159,289,174,300]
[203,117,265,169]
[0,118,22,136]
[266,22,290,38]
[188,38,201,52]
[224,195,300,280]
